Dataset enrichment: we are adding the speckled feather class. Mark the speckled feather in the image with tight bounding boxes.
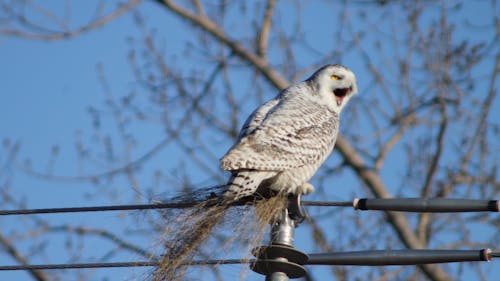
[221,95,338,171]
[220,64,358,200]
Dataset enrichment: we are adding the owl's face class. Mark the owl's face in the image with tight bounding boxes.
[309,64,358,112]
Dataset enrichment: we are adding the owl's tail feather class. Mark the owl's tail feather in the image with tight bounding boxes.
[223,170,275,201]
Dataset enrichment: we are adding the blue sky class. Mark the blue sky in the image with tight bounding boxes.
[1,1,499,280]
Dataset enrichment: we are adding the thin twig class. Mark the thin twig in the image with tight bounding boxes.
[0,0,142,40]
[256,0,275,60]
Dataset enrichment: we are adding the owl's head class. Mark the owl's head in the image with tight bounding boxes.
[307,64,358,112]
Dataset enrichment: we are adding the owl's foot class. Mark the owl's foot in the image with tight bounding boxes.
[296,182,314,195]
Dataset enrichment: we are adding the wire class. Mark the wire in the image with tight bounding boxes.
[302,200,352,207]
[0,200,353,216]
[0,198,497,216]
[0,259,250,271]
[0,202,200,216]
[2,250,498,271]
[0,262,157,271]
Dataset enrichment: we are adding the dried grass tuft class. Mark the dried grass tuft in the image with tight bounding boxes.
[151,190,288,281]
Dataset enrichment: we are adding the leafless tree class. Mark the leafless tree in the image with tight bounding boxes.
[1,1,499,280]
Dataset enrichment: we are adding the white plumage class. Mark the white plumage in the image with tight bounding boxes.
[220,64,358,200]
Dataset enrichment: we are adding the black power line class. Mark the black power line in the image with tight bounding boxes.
[0,259,248,271]
[1,249,497,271]
[0,202,198,216]
[0,198,497,216]
[301,200,352,207]
[0,200,352,216]
[0,262,158,271]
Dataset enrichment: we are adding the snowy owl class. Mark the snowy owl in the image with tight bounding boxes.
[220,64,358,201]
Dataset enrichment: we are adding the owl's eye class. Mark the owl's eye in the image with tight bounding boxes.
[330,74,342,80]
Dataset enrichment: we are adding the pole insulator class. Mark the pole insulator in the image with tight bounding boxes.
[250,195,309,280]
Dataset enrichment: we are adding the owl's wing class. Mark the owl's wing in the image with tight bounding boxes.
[220,99,338,171]
[237,98,280,138]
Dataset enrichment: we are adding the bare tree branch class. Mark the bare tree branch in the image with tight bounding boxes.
[48,225,155,260]
[256,0,275,60]
[334,136,452,281]
[154,0,289,90]
[0,233,50,281]
[0,0,142,40]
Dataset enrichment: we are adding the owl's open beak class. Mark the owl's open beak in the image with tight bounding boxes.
[334,87,351,106]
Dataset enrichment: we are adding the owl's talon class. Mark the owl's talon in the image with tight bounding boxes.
[297,182,315,195]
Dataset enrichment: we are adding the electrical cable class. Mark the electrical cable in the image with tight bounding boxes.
[0,259,249,271]
[0,202,198,216]
[0,198,500,216]
[0,200,354,216]
[0,198,497,216]
[301,200,352,207]
[1,250,497,271]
